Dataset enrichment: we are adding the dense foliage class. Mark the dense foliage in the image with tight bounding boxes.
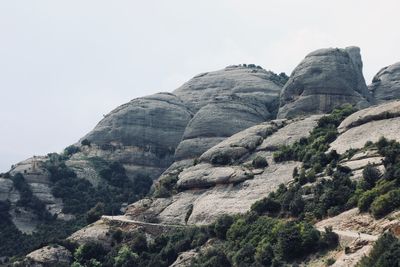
[273,104,355,170]
[45,154,152,216]
[358,233,400,267]
[251,105,358,221]
[353,138,400,218]
[66,212,337,267]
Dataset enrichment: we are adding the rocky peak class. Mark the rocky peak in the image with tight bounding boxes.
[173,67,284,161]
[173,66,284,114]
[369,62,400,103]
[277,46,371,118]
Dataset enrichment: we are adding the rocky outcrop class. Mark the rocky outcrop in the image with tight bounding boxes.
[174,98,269,160]
[173,65,284,113]
[173,66,284,160]
[331,100,400,153]
[369,62,400,103]
[1,157,72,233]
[68,219,113,248]
[25,245,72,267]
[176,164,253,190]
[199,121,281,164]
[278,47,371,118]
[338,100,400,133]
[81,92,193,180]
[126,116,320,225]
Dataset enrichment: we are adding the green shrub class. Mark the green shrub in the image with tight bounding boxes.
[191,247,231,267]
[358,232,400,267]
[214,214,234,239]
[211,153,232,165]
[86,202,105,224]
[153,174,179,198]
[357,189,376,212]
[252,156,268,168]
[320,227,339,249]
[251,197,281,215]
[185,204,193,224]
[362,164,381,189]
[370,189,400,218]
[255,240,274,266]
[326,258,336,266]
[127,232,148,253]
[74,242,106,265]
[114,245,139,267]
[232,243,255,266]
[64,145,80,156]
[80,139,91,147]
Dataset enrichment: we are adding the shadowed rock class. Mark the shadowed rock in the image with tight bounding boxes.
[278,46,371,118]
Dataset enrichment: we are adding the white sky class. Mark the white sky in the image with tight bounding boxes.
[1,0,399,172]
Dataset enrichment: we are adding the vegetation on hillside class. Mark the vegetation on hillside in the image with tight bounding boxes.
[0,149,152,258]
[358,233,400,267]
[4,105,400,266]
[65,212,338,267]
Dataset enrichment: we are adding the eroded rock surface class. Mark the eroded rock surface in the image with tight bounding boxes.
[369,62,400,103]
[331,101,400,153]
[81,92,193,180]
[25,245,72,267]
[125,117,322,225]
[173,65,284,113]
[278,47,371,118]
[338,100,400,133]
[173,66,284,161]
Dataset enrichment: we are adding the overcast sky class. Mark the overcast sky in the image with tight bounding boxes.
[0,0,399,172]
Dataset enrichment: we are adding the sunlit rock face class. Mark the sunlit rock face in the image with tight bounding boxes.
[277,46,371,118]
[369,62,400,103]
[331,100,400,154]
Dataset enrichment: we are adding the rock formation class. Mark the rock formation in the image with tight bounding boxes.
[24,245,72,267]
[5,47,400,266]
[278,46,371,118]
[173,65,284,160]
[331,100,400,154]
[81,92,193,180]
[126,116,320,225]
[369,62,400,103]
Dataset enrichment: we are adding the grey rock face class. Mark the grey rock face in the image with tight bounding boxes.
[330,100,400,154]
[173,66,284,113]
[177,163,253,190]
[173,66,284,160]
[174,98,271,160]
[369,62,400,103]
[82,92,193,180]
[278,47,371,118]
[25,245,72,266]
[338,100,400,133]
